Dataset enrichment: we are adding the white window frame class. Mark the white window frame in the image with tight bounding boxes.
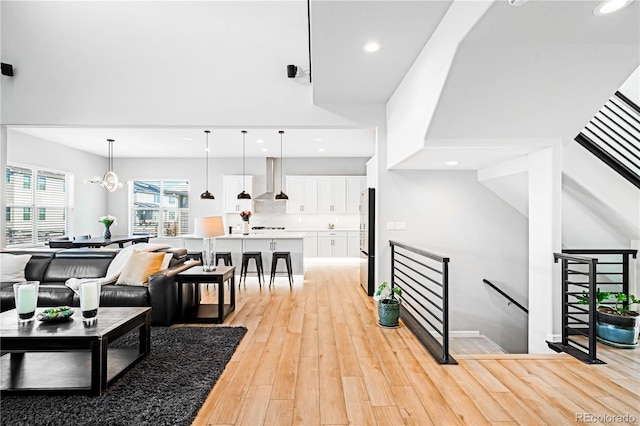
[5,162,74,247]
[128,179,190,238]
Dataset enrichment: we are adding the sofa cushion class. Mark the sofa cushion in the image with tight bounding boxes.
[43,251,116,282]
[0,253,32,282]
[87,284,149,307]
[36,283,75,307]
[116,250,166,286]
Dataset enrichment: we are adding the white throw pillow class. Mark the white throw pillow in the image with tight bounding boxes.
[0,253,32,282]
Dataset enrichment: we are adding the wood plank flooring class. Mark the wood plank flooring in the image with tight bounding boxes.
[190,259,640,426]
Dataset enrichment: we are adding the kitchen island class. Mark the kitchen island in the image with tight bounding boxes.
[179,233,305,275]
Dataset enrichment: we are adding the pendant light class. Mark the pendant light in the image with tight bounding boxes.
[200,130,215,200]
[275,130,288,200]
[237,130,251,199]
[86,139,124,192]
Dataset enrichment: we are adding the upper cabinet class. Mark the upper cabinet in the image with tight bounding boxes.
[286,176,318,214]
[317,177,347,214]
[346,176,366,214]
[286,175,365,215]
[223,175,253,213]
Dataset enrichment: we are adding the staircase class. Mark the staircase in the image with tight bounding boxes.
[575,91,640,189]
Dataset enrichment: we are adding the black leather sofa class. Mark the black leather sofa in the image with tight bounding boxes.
[1,247,193,325]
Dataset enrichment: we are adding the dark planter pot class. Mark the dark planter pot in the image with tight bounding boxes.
[378,298,400,327]
[596,309,640,348]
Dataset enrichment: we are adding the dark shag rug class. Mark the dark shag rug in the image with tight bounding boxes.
[1,326,247,426]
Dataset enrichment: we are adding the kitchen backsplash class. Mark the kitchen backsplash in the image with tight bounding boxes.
[225,212,360,231]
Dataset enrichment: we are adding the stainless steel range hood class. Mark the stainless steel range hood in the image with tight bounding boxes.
[253,158,287,213]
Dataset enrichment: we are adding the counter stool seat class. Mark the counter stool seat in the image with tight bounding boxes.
[216,251,233,266]
[241,251,264,287]
[270,251,293,288]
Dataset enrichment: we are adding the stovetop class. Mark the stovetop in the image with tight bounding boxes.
[251,226,286,230]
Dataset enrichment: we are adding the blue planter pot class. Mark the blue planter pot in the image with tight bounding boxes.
[378,299,400,327]
[596,309,639,348]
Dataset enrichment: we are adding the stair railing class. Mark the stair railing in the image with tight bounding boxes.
[482,279,528,314]
[548,252,604,364]
[576,91,640,189]
[389,241,456,365]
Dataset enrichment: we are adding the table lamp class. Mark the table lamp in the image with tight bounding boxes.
[194,216,225,271]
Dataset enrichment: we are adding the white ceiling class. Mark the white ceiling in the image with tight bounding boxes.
[4,0,639,169]
[11,127,376,158]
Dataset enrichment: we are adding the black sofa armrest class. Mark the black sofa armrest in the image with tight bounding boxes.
[147,262,196,326]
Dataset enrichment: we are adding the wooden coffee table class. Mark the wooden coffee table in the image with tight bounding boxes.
[0,306,151,396]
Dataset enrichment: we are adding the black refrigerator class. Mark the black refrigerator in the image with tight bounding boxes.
[359,188,375,296]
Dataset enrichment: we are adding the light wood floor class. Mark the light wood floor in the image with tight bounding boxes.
[190,259,640,426]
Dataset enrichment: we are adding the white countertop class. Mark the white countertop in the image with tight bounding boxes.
[285,228,360,232]
[217,232,306,240]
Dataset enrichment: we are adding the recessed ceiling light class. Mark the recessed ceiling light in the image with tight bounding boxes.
[445,160,459,166]
[205,147,211,152]
[318,148,325,152]
[363,41,382,53]
[312,137,323,142]
[594,0,632,15]
[261,148,268,152]
[256,139,264,144]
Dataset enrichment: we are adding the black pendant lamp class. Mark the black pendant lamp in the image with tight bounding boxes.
[237,130,251,199]
[275,130,289,200]
[200,130,215,200]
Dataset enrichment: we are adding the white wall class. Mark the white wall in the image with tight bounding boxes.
[6,130,108,240]
[375,165,530,353]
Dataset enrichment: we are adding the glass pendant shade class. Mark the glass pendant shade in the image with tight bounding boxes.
[276,130,288,200]
[200,130,215,200]
[237,130,251,199]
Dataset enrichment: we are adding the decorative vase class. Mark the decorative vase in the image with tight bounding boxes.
[103,225,112,240]
[242,221,250,235]
[596,309,639,348]
[378,299,400,327]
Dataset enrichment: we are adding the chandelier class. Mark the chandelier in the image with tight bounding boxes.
[86,139,124,192]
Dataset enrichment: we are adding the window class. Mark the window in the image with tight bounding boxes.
[131,180,189,237]
[5,165,73,246]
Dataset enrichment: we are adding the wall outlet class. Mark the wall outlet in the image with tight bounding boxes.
[386,221,396,230]
[395,221,407,230]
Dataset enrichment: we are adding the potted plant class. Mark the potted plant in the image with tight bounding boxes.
[239,211,251,235]
[578,290,640,347]
[374,281,402,327]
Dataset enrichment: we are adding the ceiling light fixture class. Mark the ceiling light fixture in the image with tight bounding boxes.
[237,130,251,199]
[86,139,124,192]
[200,130,215,200]
[363,41,382,53]
[445,160,459,166]
[318,148,325,152]
[256,139,264,144]
[593,0,632,15]
[275,130,289,200]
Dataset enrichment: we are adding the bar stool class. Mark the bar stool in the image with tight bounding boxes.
[240,252,264,287]
[270,252,293,288]
[215,252,233,266]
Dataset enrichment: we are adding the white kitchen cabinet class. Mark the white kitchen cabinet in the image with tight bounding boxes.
[347,231,360,258]
[286,176,318,214]
[317,177,346,214]
[223,175,253,213]
[243,238,304,274]
[303,232,318,258]
[346,176,366,213]
[317,231,348,257]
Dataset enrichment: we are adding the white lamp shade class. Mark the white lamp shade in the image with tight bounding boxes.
[194,216,225,238]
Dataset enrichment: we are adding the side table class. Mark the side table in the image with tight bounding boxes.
[176,265,236,323]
